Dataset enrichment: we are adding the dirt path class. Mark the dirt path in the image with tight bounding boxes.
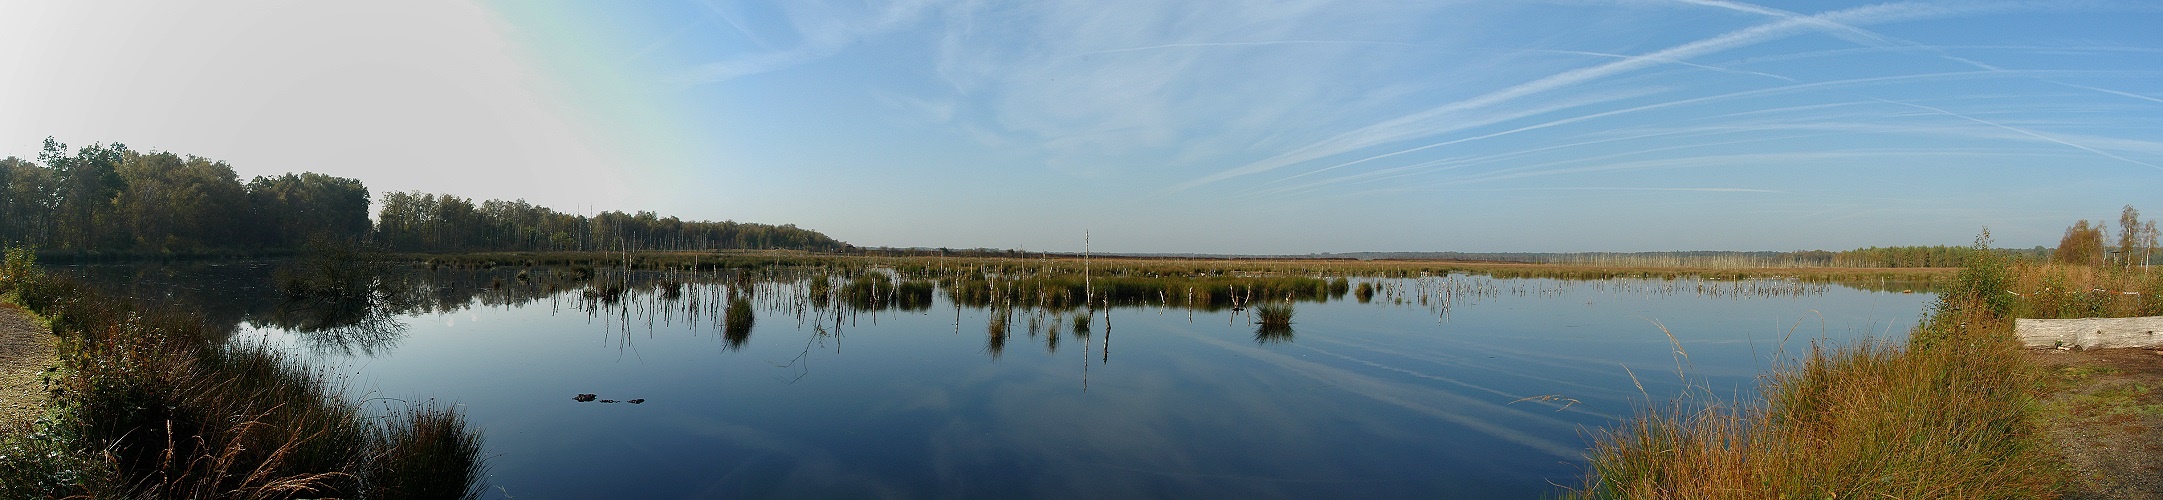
[0,302,56,430]
[2030,347,2163,499]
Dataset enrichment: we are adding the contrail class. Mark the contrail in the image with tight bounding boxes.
[1688,0,2163,106]
[1258,132,1843,197]
[1068,40,1416,58]
[1171,2,1972,192]
[1427,149,2099,188]
[1511,48,1796,82]
[1256,69,2103,189]
[1872,98,2163,172]
[1455,187,1784,193]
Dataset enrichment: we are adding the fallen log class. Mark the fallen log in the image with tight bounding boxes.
[2016,316,2163,349]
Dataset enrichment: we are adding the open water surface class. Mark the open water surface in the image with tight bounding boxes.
[60,262,1935,498]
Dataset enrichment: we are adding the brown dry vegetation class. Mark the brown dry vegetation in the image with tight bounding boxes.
[1578,246,2064,498]
[2002,262,2163,319]
[1579,240,2163,497]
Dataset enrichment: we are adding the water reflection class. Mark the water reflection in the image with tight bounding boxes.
[46,260,1944,497]
[53,260,1933,363]
[1255,323,1295,344]
[255,295,409,356]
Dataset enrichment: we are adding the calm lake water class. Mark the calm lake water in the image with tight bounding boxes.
[59,262,1935,498]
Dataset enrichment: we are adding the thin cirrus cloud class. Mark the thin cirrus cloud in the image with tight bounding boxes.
[671,0,937,85]
[1212,0,2163,213]
[1174,1,2021,192]
[610,0,2158,251]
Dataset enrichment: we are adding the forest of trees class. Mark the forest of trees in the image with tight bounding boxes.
[372,191,845,253]
[1828,245,1990,268]
[0,139,845,255]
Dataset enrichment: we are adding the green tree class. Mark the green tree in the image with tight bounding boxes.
[116,151,248,250]
[247,172,371,248]
[0,156,59,246]
[40,138,130,250]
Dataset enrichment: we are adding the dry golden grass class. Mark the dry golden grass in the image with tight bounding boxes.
[1578,253,2074,498]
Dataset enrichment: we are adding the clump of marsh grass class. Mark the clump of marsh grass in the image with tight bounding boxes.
[806,274,832,308]
[986,311,1010,359]
[1254,301,1294,326]
[1253,301,1295,344]
[724,296,755,349]
[363,400,487,499]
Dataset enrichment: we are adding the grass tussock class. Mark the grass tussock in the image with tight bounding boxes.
[1255,301,1294,326]
[724,296,755,350]
[363,400,487,499]
[1580,242,2066,498]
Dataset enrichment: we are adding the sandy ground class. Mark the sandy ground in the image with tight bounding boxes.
[0,300,55,430]
[0,302,56,430]
[2029,347,2163,499]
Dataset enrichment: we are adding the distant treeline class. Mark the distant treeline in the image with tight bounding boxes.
[1834,244,1981,267]
[372,192,843,253]
[1320,248,2058,268]
[0,138,845,255]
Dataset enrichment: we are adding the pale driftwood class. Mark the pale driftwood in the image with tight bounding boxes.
[2016,316,2163,349]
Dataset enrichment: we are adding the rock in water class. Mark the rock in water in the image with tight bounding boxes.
[573,393,597,402]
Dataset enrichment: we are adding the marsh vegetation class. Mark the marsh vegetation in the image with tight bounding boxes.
[0,247,485,498]
[1580,211,2161,498]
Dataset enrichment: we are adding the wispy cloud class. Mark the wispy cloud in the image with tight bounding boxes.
[1172,2,1987,192]
[1253,69,2124,189]
[1415,149,2085,188]
[921,0,1437,166]
[673,0,937,85]
[1435,186,1785,193]
[1872,97,2163,171]
[1066,40,1418,58]
[635,0,2163,251]
[1698,0,2163,106]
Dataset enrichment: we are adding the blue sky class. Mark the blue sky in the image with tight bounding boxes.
[4,1,2159,253]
